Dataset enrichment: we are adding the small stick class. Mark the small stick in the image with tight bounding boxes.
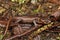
[2,9,9,17]
[28,22,54,40]
[5,25,42,40]
[4,16,12,37]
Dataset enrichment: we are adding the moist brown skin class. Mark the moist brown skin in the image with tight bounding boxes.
[50,10,60,22]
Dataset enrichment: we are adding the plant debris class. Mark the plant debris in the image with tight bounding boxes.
[0,0,60,40]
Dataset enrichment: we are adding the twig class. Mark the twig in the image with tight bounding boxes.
[5,24,42,40]
[4,16,12,37]
[2,9,10,17]
[28,22,54,40]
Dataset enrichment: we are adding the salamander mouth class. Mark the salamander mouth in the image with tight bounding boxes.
[50,15,55,18]
[50,15,56,22]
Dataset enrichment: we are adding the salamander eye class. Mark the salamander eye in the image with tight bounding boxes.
[49,15,56,22]
[50,16,55,19]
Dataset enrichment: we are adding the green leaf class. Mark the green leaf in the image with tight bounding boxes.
[33,10,38,13]
[0,7,6,13]
[11,0,25,4]
[0,34,4,40]
[18,0,25,4]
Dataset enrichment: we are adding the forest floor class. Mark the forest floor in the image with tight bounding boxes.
[0,0,60,40]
